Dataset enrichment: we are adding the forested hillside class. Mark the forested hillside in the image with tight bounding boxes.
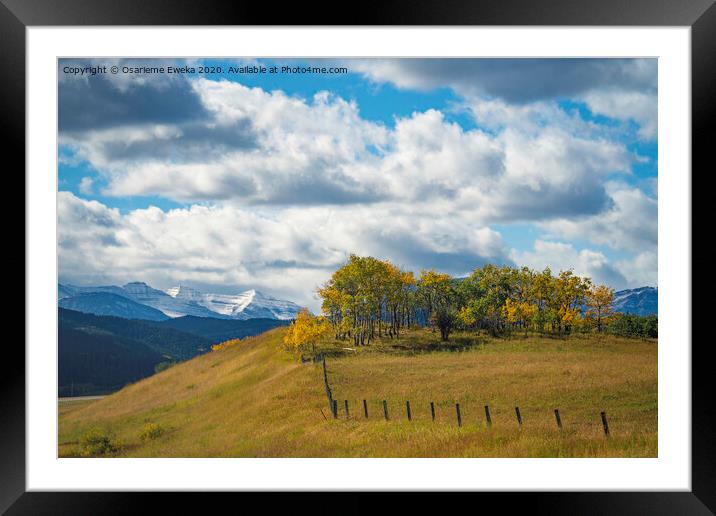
[59,309,212,396]
[59,308,213,359]
[58,326,164,396]
[149,316,288,343]
[58,309,293,396]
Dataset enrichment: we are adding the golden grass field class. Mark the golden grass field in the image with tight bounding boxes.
[58,327,657,457]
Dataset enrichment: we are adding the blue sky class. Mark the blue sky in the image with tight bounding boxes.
[58,58,657,309]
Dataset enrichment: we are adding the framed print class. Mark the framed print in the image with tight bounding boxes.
[3,0,712,513]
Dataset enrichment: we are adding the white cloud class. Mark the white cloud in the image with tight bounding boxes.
[61,78,638,227]
[349,58,657,140]
[510,240,629,289]
[539,183,657,253]
[78,177,94,195]
[348,58,656,104]
[58,192,512,311]
[62,80,390,205]
[616,251,658,288]
[580,89,657,140]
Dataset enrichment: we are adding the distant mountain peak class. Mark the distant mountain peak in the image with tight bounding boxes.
[165,285,203,300]
[613,286,657,316]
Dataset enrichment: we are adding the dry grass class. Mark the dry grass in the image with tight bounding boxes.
[58,327,657,457]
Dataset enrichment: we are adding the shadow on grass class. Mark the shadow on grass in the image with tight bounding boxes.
[304,328,642,360]
[307,330,493,360]
[383,335,487,354]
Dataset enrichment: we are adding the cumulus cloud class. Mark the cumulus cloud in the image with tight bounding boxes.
[59,58,208,131]
[616,251,658,288]
[349,58,657,140]
[61,79,391,205]
[58,192,512,310]
[60,77,637,224]
[78,177,94,195]
[539,183,657,253]
[581,89,657,140]
[349,58,655,102]
[510,240,629,289]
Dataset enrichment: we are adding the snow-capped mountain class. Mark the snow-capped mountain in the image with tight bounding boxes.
[58,282,304,321]
[612,287,657,316]
[122,282,222,319]
[164,285,302,320]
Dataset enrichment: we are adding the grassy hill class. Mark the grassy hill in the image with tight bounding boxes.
[58,327,657,457]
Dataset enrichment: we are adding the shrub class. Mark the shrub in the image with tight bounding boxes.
[212,338,241,352]
[154,361,177,374]
[78,427,117,457]
[606,314,658,339]
[139,422,165,442]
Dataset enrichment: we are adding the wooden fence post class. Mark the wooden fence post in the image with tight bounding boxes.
[456,403,462,427]
[484,405,492,427]
[344,400,349,419]
[406,400,412,421]
[332,399,338,419]
[363,399,368,419]
[515,406,522,427]
[554,409,562,429]
[600,411,610,436]
[383,400,389,420]
[430,402,436,422]
[323,356,333,414]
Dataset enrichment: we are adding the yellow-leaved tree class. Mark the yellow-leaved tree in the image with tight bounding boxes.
[211,338,241,352]
[585,284,615,332]
[283,309,329,350]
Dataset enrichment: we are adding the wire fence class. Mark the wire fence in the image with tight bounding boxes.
[320,357,612,436]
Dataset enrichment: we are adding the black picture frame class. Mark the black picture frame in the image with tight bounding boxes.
[3,0,710,513]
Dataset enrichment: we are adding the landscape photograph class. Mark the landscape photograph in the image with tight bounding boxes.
[57,57,658,458]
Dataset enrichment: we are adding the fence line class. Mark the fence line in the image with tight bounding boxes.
[319,360,612,435]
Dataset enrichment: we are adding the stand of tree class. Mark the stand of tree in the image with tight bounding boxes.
[284,255,656,348]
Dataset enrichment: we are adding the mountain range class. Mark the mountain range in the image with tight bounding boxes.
[611,286,657,316]
[58,282,304,321]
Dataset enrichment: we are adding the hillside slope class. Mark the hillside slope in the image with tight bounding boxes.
[59,327,657,458]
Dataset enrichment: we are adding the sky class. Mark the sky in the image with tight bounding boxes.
[58,58,657,311]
